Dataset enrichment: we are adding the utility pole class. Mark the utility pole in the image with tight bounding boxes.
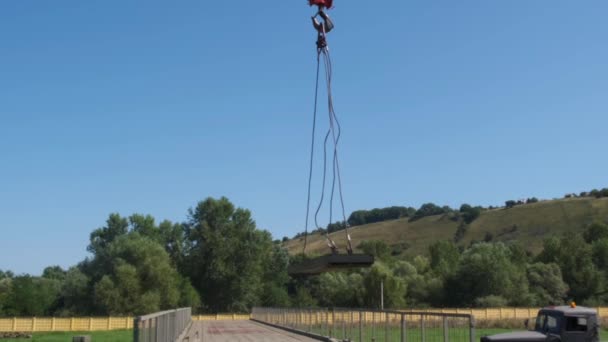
[380,280,384,310]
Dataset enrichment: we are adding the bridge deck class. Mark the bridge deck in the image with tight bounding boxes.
[184,320,319,342]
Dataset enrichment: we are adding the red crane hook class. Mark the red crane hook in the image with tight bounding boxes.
[308,0,333,9]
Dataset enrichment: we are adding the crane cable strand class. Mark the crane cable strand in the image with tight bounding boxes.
[303,52,322,254]
[323,48,352,252]
[304,21,351,254]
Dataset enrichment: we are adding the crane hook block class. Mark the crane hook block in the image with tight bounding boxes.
[309,0,333,9]
[312,10,334,34]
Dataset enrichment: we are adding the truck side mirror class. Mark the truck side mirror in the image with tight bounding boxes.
[524,319,529,330]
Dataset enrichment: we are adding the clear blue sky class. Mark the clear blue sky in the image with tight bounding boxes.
[1,1,606,275]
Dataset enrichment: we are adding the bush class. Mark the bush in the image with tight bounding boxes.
[454,223,468,243]
[410,203,449,222]
[474,295,508,308]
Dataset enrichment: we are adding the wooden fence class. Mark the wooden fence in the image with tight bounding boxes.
[0,317,133,332]
[2,308,606,332]
[0,314,251,332]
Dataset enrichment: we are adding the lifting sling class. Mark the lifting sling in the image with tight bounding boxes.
[289,0,374,277]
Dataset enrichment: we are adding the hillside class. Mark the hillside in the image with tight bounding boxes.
[283,196,608,257]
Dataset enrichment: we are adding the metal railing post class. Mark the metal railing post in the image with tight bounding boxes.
[401,313,406,342]
[309,308,313,332]
[350,310,354,341]
[372,311,376,341]
[133,316,140,342]
[331,308,335,337]
[421,315,425,342]
[469,315,476,342]
[342,311,346,340]
[385,312,389,342]
[359,311,363,342]
[443,316,449,342]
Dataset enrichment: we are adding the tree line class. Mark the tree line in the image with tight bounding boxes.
[289,221,608,309]
[0,197,289,317]
[291,186,608,240]
[1,196,608,317]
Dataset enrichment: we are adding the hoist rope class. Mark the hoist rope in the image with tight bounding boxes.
[303,41,352,254]
[303,54,321,254]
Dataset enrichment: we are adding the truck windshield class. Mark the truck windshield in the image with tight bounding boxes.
[535,313,560,334]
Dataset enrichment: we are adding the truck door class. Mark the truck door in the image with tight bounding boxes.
[562,315,597,342]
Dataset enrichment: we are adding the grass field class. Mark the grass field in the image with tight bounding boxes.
[284,197,608,257]
[0,330,131,341]
[306,325,608,342]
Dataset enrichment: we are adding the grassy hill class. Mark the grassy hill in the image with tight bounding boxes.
[283,197,608,257]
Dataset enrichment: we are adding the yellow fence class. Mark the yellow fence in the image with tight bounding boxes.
[2,308,606,332]
[415,307,608,320]
[0,317,133,332]
[0,314,251,332]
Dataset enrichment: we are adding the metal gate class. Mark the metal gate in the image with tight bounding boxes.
[251,307,475,342]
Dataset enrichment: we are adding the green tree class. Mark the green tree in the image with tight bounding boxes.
[0,277,12,315]
[474,295,508,307]
[358,240,392,262]
[592,239,608,270]
[183,197,275,312]
[292,287,318,307]
[362,263,406,309]
[459,204,481,224]
[260,244,290,307]
[88,213,129,256]
[584,221,608,244]
[42,266,66,281]
[537,233,601,302]
[410,203,447,221]
[526,262,568,305]
[58,267,91,315]
[429,240,460,277]
[445,243,529,306]
[92,233,195,315]
[2,276,61,316]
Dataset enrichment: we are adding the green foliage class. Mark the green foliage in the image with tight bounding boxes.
[474,295,508,307]
[183,197,285,313]
[0,270,13,280]
[348,206,416,227]
[362,263,406,309]
[57,267,90,316]
[326,221,346,234]
[453,222,468,243]
[358,240,392,262]
[42,266,66,281]
[536,232,601,302]
[92,234,184,315]
[459,204,482,224]
[1,276,61,316]
[410,203,449,222]
[584,221,608,243]
[592,239,608,270]
[5,192,608,316]
[429,240,460,277]
[88,213,129,256]
[292,287,318,307]
[445,243,529,306]
[526,262,568,305]
[313,272,364,307]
